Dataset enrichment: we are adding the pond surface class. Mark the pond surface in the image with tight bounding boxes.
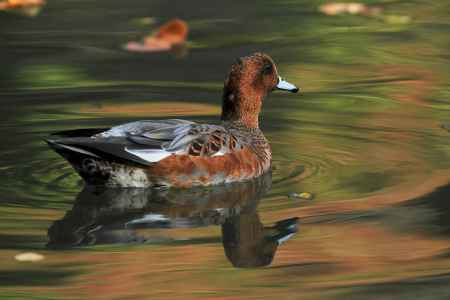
[1,0,450,299]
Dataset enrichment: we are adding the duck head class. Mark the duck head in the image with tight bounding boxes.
[221,52,298,128]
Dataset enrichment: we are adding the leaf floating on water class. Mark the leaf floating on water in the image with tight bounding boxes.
[0,0,45,17]
[299,192,314,200]
[319,3,411,25]
[288,192,314,200]
[319,2,382,17]
[0,0,45,9]
[124,18,189,53]
[15,252,44,262]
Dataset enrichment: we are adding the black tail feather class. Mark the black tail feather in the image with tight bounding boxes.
[51,128,109,138]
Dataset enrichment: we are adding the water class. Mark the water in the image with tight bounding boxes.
[1,0,450,299]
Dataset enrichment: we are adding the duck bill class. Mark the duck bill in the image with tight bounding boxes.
[276,76,299,93]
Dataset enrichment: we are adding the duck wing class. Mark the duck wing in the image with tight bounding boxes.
[125,122,245,161]
[47,119,246,166]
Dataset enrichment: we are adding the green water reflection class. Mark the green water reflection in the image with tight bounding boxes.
[0,0,449,299]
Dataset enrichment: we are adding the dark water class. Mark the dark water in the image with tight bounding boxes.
[1,0,450,299]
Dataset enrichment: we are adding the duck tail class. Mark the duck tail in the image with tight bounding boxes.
[46,138,113,185]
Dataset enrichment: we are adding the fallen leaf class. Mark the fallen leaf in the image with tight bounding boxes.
[288,192,314,200]
[125,19,189,53]
[0,0,44,9]
[319,2,382,17]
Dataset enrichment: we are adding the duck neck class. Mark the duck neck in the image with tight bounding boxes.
[221,87,263,129]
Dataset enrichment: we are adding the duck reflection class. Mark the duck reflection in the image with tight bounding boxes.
[48,173,299,268]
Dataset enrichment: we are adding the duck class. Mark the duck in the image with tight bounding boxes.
[46,52,299,188]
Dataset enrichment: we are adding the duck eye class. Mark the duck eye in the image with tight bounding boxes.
[262,64,273,75]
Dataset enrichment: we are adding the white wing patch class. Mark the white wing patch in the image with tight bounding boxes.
[125,148,173,163]
[125,146,227,163]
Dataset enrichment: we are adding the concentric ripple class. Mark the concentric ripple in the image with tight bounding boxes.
[0,143,82,207]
